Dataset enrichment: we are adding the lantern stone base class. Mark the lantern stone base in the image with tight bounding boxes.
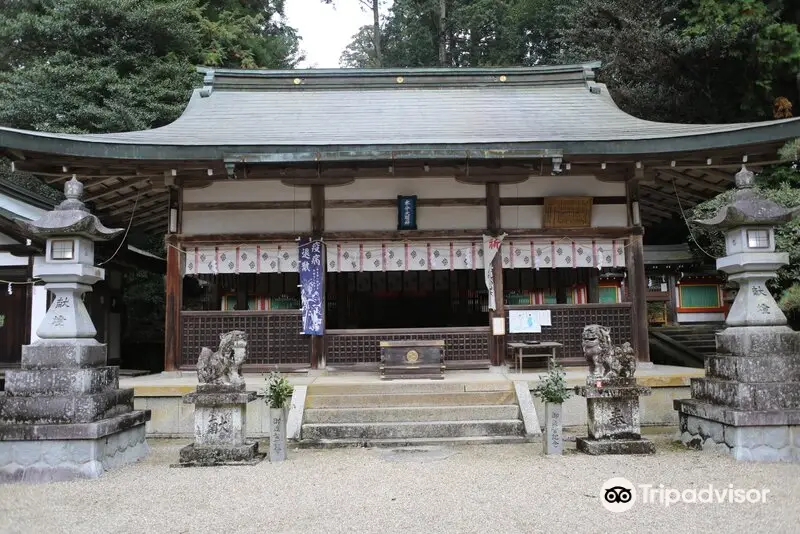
[0,411,149,483]
[675,326,800,462]
[676,405,800,462]
[575,378,655,455]
[176,384,263,467]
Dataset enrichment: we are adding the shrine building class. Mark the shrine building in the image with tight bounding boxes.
[1,62,799,373]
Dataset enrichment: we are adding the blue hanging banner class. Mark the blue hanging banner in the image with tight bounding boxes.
[397,195,417,230]
[299,238,325,335]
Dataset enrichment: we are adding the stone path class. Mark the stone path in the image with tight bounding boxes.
[1,436,799,533]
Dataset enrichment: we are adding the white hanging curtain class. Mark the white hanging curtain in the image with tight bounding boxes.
[184,239,625,275]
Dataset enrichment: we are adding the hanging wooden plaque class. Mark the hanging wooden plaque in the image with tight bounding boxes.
[543,196,593,228]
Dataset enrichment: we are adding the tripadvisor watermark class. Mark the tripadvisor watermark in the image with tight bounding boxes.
[601,477,770,513]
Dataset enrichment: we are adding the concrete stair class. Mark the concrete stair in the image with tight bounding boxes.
[656,325,722,357]
[300,381,526,447]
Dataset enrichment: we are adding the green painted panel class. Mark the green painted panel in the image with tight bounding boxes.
[680,285,720,308]
[599,286,619,304]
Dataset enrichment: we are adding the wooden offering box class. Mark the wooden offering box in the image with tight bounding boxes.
[380,340,446,380]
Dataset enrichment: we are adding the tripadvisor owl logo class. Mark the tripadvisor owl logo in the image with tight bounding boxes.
[601,477,636,513]
[600,477,770,512]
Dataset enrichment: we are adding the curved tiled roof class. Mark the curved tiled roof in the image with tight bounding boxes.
[0,63,798,161]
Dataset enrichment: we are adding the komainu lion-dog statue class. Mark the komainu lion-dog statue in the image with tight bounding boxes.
[581,324,636,380]
[197,330,248,387]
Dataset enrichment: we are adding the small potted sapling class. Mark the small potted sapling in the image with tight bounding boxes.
[532,357,572,455]
[264,371,294,462]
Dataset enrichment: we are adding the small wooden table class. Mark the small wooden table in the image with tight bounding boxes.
[507,342,563,373]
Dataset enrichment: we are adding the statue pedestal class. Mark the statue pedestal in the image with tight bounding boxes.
[0,339,150,482]
[177,384,264,466]
[575,378,655,455]
[675,326,800,462]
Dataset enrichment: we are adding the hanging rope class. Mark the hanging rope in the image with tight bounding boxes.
[671,178,717,259]
[98,189,141,266]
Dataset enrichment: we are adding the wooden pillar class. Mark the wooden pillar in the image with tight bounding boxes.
[588,267,600,304]
[310,184,326,369]
[626,179,650,362]
[164,235,182,372]
[667,273,678,325]
[164,187,182,373]
[23,255,33,347]
[486,182,505,367]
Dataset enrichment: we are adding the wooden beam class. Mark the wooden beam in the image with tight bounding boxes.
[182,196,628,212]
[96,185,164,210]
[131,207,169,227]
[84,178,152,202]
[652,158,784,171]
[184,200,311,211]
[640,186,700,205]
[656,169,727,193]
[108,197,168,218]
[638,200,675,218]
[177,227,641,245]
[697,169,735,183]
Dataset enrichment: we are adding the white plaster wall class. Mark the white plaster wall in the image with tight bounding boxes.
[325,206,485,231]
[29,284,47,343]
[0,194,47,221]
[182,209,311,234]
[0,232,28,267]
[325,177,485,199]
[677,312,725,323]
[500,175,625,197]
[500,204,627,229]
[183,180,310,202]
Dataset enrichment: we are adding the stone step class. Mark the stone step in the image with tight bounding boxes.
[307,381,512,395]
[297,435,533,449]
[690,378,800,411]
[706,355,800,383]
[305,390,517,409]
[0,388,134,424]
[4,367,119,396]
[301,419,524,440]
[716,330,800,357]
[304,405,521,424]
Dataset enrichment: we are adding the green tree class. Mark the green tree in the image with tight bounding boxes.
[341,25,382,67]
[324,0,384,66]
[0,0,303,134]
[557,0,800,122]
[0,0,201,133]
[199,0,302,69]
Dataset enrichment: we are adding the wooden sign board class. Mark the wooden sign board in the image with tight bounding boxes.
[543,196,593,228]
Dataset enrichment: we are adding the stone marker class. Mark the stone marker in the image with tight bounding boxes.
[675,166,800,462]
[177,330,264,466]
[0,178,150,482]
[575,325,655,455]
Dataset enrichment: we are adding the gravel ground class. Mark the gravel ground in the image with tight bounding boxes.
[1,435,799,534]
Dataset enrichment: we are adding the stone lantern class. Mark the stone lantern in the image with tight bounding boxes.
[697,166,798,326]
[675,166,800,462]
[0,178,150,482]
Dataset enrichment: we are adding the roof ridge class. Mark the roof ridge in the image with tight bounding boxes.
[197,62,602,95]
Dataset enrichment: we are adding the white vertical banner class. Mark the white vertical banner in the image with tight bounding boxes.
[482,233,507,311]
